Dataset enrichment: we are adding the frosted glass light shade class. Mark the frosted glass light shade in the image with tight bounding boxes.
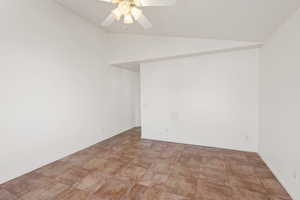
[118,1,131,15]
[131,7,143,20]
[124,14,134,24]
[133,0,142,7]
[112,8,122,20]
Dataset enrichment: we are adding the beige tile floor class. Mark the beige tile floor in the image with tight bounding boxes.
[0,128,293,200]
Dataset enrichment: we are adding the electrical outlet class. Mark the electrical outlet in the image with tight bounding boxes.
[293,171,297,180]
[245,135,249,141]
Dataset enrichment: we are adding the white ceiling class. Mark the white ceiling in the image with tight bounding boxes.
[56,0,300,42]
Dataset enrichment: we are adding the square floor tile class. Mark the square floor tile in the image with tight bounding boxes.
[74,170,107,192]
[164,175,197,199]
[138,170,169,187]
[196,180,233,200]
[94,179,132,200]
[56,167,89,186]
[0,189,18,200]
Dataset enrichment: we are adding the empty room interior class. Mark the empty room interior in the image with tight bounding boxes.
[1,0,300,199]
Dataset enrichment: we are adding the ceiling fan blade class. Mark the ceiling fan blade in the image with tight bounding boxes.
[101,14,115,27]
[137,14,152,29]
[138,0,176,7]
[97,0,113,3]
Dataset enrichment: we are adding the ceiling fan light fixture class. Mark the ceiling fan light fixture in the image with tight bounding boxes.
[124,14,134,24]
[133,0,142,7]
[112,7,122,20]
[99,0,176,28]
[131,7,142,20]
[118,1,131,15]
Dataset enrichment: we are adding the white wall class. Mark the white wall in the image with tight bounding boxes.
[133,73,141,127]
[259,8,300,200]
[141,48,259,152]
[0,0,138,183]
[108,33,260,64]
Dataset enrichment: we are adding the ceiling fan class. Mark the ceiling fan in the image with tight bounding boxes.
[98,0,176,29]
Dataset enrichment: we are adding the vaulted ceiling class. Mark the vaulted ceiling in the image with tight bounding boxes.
[56,0,300,42]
